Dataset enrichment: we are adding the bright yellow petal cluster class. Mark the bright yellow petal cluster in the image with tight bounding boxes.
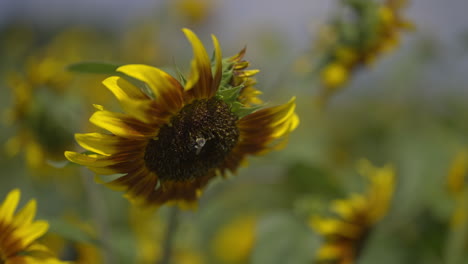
[0,189,67,264]
[316,0,413,100]
[310,160,395,264]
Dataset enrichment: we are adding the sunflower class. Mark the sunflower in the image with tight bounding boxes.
[311,0,413,104]
[65,28,299,208]
[0,189,66,264]
[310,160,395,264]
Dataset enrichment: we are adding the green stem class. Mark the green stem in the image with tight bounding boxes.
[81,168,114,264]
[445,191,468,264]
[158,207,180,264]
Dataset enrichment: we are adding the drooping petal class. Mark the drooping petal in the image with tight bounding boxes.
[103,76,168,124]
[211,34,223,94]
[182,28,215,99]
[117,64,184,114]
[89,110,156,138]
[236,97,298,154]
[102,76,149,101]
[64,152,124,167]
[75,133,146,156]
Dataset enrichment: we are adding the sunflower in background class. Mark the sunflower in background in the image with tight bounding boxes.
[310,160,395,264]
[303,0,413,104]
[0,189,67,263]
[447,149,468,199]
[65,28,299,208]
[4,28,112,173]
[211,215,257,264]
[173,0,216,25]
[445,149,468,229]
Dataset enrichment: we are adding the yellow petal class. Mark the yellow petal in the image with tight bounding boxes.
[310,216,360,238]
[331,199,355,220]
[184,60,200,92]
[182,28,214,98]
[15,220,49,248]
[118,98,166,124]
[240,97,297,128]
[211,34,222,93]
[14,199,36,227]
[64,151,120,167]
[75,133,121,156]
[25,242,51,254]
[89,110,155,138]
[316,244,342,259]
[102,76,149,101]
[117,64,184,114]
[0,189,21,222]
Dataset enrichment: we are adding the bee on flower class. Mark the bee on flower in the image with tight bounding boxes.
[65,28,299,208]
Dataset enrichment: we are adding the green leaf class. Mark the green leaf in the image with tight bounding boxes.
[48,218,99,245]
[67,62,121,74]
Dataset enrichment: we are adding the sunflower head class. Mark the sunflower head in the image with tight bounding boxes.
[310,160,395,264]
[0,189,66,263]
[65,28,299,208]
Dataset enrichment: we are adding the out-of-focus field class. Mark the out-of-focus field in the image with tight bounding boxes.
[1,0,468,263]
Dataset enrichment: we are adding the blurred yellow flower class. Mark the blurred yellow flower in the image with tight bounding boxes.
[310,160,395,264]
[0,189,67,264]
[65,28,298,208]
[312,0,412,101]
[4,28,112,173]
[174,0,215,24]
[320,63,349,90]
[212,216,257,263]
[447,149,468,197]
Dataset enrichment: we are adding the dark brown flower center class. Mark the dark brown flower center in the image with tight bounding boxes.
[144,97,239,182]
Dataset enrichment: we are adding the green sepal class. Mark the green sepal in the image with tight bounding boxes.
[230,102,264,118]
[67,62,121,74]
[217,57,237,89]
[213,54,263,118]
[175,65,187,86]
[217,84,244,104]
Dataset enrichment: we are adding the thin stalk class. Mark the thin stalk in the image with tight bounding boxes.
[444,190,468,264]
[158,207,180,264]
[81,168,114,264]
